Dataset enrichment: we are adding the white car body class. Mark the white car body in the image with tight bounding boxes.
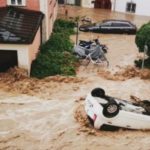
[85,90,150,130]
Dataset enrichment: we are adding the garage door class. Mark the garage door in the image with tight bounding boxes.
[94,0,111,9]
[0,50,18,72]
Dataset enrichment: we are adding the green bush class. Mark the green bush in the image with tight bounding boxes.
[135,22,150,68]
[31,19,78,78]
[135,58,150,69]
[31,51,77,78]
[40,32,73,53]
[53,19,76,35]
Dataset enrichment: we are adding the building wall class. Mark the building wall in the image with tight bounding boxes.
[67,0,75,5]
[81,0,94,8]
[0,0,6,7]
[112,0,150,16]
[40,0,58,42]
[25,0,40,11]
[0,44,29,73]
[28,27,41,73]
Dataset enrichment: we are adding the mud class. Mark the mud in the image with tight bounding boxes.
[0,6,150,150]
[98,66,150,81]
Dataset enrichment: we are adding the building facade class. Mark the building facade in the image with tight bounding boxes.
[111,0,150,16]
[71,0,150,16]
[0,0,58,74]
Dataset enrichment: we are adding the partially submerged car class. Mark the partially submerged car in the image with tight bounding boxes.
[73,39,109,66]
[85,88,150,130]
[79,20,137,34]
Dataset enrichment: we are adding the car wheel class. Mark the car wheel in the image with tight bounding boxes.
[103,102,120,118]
[91,88,105,98]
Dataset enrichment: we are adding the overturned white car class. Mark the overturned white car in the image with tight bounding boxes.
[85,88,150,130]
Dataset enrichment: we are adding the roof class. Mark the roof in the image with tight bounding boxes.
[0,7,44,44]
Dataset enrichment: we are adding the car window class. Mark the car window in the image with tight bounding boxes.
[122,23,131,27]
[101,22,112,27]
[111,23,120,27]
[111,22,131,27]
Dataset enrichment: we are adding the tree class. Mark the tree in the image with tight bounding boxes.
[135,22,150,68]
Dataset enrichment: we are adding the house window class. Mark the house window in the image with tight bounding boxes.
[7,0,26,6]
[126,2,136,13]
[11,0,15,4]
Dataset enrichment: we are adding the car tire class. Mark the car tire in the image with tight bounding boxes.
[91,88,105,98]
[103,102,120,118]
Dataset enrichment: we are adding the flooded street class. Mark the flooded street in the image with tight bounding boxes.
[0,6,150,150]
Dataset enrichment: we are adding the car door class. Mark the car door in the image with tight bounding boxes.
[110,22,122,33]
[121,23,132,34]
[99,22,112,33]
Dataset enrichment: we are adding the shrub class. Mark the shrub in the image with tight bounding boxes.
[135,22,150,68]
[135,58,150,69]
[40,32,73,53]
[53,19,76,35]
[31,19,78,78]
[31,51,77,78]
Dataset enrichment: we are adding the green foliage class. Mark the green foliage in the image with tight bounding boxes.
[135,22,150,56]
[31,51,77,78]
[40,32,73,53]
[31,19,78,78]
[135,58,150,69]
[53,19,76,35]
[135,22,150,68]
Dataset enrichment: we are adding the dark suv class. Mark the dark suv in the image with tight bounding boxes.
[79,20,137,34]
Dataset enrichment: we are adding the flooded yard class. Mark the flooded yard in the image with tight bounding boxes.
[0,6,150,150]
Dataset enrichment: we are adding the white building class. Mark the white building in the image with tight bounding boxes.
[111,0,150,16]
[75,0,150,17]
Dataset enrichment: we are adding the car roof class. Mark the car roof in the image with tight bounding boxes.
[103,19,132,24]
[102,19,136,27]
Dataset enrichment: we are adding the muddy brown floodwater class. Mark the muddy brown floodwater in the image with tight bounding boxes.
[0,6,150,150]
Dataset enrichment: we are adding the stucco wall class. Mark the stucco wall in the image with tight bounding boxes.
[0,0,6,7]
[81,0,94,8]
[40,0,58,42]
[67,0,75,5]
[113,0,150,16]
[112,0,127,12]
[25,0,40,11]
[28,27,41,71]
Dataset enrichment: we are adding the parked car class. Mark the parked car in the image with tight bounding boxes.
[79,20,137,34]
[85,88,150,130]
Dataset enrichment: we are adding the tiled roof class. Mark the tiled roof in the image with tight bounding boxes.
[0,7,44,44]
